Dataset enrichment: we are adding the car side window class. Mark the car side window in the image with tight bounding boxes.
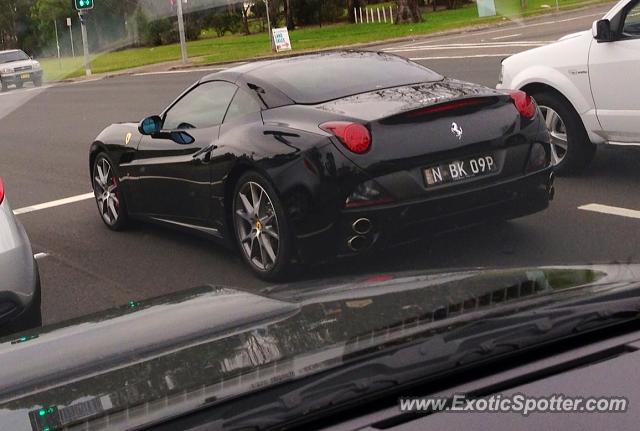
[223,88,263,123]
[163,81,237,130]
[622,3,640,37]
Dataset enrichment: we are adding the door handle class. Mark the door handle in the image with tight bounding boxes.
[192,144,218,162]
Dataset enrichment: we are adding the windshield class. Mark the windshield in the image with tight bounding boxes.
[0,51,29,63]
[0,0,637,430]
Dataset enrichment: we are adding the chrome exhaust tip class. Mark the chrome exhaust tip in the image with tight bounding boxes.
[347,235,369,252]
[352,218,372,235]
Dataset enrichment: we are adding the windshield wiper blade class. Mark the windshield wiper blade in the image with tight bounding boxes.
[220,291,640,430]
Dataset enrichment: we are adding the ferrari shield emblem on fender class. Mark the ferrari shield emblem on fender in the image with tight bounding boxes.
[125,132,132,146]
[451,122,463,140]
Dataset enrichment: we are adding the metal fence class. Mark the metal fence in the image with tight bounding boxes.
[354,6,395,24]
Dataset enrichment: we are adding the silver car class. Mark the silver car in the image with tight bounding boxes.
[0,177,41,336]
[0,49,43,92]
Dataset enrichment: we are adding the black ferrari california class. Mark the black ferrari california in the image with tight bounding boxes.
[89,51,554,280]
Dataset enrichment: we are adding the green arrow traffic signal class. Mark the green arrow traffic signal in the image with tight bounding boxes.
[74,0,94,11]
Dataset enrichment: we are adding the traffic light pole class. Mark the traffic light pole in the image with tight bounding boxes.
[176,0,188,65]
[79,11,92,76]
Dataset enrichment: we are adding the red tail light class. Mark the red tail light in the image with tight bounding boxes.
[509,90,537,119]
[0,177,4,205]
[320,121,371,154]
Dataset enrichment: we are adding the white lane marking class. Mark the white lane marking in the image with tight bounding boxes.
[13,192,94,215]
[379,11,603,50]
[492,33,522,40]
[384,42,547,53]
[0,85,53,97]
[410,53,512,60]
[34,252,50,260]
[578,203,640,220]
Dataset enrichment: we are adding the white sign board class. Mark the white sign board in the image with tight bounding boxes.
[272,27,292,52]
[477,0,496,17]
[66,17,72,27]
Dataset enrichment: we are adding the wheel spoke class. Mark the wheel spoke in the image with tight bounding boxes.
[261,235,277,263]
[257,236,269,268]
[250,183,262,215]
[96,164,106,185]
[239,192,253,215]
[260,213,275,225]
[544,108,556,129]
[263,227,279,240]
[550,132,568,150]
[549,143,561,166]
[94,176,105,191]
[110,193,119,206]
[108,199,118,221]
[236,209,253,223]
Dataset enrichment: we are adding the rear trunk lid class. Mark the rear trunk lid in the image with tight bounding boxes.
[316,79,523,176]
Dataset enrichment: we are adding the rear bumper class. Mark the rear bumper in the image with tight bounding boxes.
[295,168,554,262]
[0,259,42,334]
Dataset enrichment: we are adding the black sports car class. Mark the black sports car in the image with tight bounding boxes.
[89,51,554,280]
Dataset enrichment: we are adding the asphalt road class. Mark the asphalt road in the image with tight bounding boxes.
[2,3,639,325]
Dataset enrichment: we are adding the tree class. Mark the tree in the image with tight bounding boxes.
[1,0,39,51]
[240,2,251,35]
[395,0,422,23]
[283,0,294,30]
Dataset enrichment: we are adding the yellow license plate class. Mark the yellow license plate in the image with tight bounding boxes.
[20,73,30,80]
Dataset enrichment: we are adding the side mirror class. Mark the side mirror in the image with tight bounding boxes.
[138,115,163,135]
[593,19,613,42]
[170,131,195,145]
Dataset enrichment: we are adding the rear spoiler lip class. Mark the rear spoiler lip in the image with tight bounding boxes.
[378,94,511,124]
[314,79,510,123]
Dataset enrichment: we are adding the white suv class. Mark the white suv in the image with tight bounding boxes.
[498,0,640,174]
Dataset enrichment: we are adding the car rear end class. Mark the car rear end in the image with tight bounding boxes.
[299,80,553,260]
[0,177,42,335]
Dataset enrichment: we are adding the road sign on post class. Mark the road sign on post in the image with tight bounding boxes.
[74,0,94,11]
[67,17,75,57]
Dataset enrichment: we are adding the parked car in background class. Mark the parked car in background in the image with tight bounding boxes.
[497,0,640,174]
[0,177,42,336]
[0,49,43,92]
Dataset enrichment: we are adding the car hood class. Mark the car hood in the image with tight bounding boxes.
[1,265,640,429]
[558,29,591,41]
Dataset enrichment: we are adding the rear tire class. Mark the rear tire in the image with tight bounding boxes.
[531,91,595,175]
[232,171,293,281]
[92,152,130,231]
[34,77,42,87]
[1,81,7,92]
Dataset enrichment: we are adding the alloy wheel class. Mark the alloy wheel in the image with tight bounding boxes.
[539,105,568,166]
[93,157,120,226]
[234,181,280,271]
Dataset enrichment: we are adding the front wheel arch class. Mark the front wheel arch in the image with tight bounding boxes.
[523,84,596,175]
